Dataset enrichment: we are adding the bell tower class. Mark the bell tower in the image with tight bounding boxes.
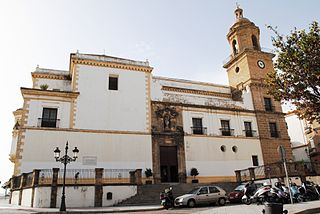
[223,7,293,164]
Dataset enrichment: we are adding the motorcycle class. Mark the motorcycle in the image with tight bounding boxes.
[160,187,174,209]
[299,181,320,201]
[242,182,272,205]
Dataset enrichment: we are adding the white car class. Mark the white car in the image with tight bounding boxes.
[174,186,227,207]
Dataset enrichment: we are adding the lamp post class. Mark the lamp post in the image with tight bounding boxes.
[54,141,79,211]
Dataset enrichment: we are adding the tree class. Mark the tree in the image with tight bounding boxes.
[266,21,320,123]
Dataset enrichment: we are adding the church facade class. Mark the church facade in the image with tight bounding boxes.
[9,7,292,184]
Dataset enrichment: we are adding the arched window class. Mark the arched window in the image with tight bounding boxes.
[252,35,259,50]
[232,40,238,55]
[107,192,113,200]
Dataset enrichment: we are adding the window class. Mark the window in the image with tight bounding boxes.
[252,35,259,50]
[220,120,232,136]
[232,40,238,55]
[199,187,208,195]
[108,76,118,90]
[264,97,273,112]
[232,146,238,153]
[192,118,204,135]
[220,145,226,152]
[209,186,220,193]
[269,122,279,138]
[40,108,58,127]
[252,155,259,166]
[244,122,253,137]
[107,192,113,200]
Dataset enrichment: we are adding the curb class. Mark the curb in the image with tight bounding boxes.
[35,207,164,214]
[293,207,320,214]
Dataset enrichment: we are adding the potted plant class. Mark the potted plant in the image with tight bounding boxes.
[40,84,49,90]
[145,168,153,184]
[190,168,199,183]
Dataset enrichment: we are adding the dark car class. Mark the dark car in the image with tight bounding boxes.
[228,183,262,203]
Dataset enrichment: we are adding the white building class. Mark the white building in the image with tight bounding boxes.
[9,7,292,185]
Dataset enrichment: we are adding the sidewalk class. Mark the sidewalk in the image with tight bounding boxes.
[195,201,320,214]
[1,197,320,214]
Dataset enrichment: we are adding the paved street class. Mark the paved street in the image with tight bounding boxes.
[1,196,320,214]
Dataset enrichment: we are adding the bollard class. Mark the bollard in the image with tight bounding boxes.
[262,203,286,214]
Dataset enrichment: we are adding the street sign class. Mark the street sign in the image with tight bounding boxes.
[278,145,286,162]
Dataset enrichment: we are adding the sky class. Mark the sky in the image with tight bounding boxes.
[0,0,319,193]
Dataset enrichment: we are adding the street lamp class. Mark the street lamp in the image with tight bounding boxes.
[54,141,79,211]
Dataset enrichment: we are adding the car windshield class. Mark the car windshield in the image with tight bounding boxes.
[188,188,200,194]
[234,184,245,191]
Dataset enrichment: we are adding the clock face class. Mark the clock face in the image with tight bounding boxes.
[257,60,265,69]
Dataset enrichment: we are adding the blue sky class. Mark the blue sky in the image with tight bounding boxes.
[0,0,319,192]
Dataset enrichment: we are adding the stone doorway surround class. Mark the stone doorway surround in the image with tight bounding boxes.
[151,102,186,183]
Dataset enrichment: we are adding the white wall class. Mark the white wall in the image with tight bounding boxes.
[27,100,71,128]
[293,146,309,162]
[35,79,71,91]
[151,77,254,110]
[185,136,263,176]
[102,185,137,207]
[183,110,258,137]
[285,114,307,146]
[33,187,51,208]
[10,191,20,205]
[20,129,152,173]
[56,186,95,207]
[75,65,149,132]
[21,188,32,206]
[12,185,137,208]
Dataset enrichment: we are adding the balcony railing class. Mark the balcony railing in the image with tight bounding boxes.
[191,127,207,135]
[37,118,60,128]
[264,105,275,112]
[270,131,280,138]
[243,130,257,137]
[219,128,235,136]
[223,47,275,65]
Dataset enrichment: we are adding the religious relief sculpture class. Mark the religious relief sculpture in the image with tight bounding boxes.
[155,105,179,131]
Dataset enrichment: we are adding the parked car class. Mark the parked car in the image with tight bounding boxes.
[174,185,227,208]
[228,182,263,203]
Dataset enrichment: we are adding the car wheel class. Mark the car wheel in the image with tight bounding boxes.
[218,197,226,206]
[187,199,196,208]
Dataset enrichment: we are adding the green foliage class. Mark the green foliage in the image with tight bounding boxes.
[190,168,199,178]
[145,168,153,178]
[266,21,320,123]
[40,84,49,90]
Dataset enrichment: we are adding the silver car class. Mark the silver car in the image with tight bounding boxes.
[174,186,227,207]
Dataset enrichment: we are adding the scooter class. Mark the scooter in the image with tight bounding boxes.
[160,187,174,209]
[242,183,272,205]
[299,182,320,201]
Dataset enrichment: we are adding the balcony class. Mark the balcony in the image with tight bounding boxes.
[191,127,207,135]
[243,130,257,137]
[38,118,60,128]
[219,128,235,136]
[270,131,280,138]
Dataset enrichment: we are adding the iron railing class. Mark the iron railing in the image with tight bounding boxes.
[191,127,207,135]
[37,118,60,128]
[219,128,235,136]
[237,161,320,182]
[103,169,134,184]
[243,130,257,137]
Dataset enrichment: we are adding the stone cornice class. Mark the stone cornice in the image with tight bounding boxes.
[223,49,274,69]
[71,58,153,73]
[162,86,232,99]
[152,100,253,114]
[21,88,79,99]
[31,72,71,80]
[22,126,150,135]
